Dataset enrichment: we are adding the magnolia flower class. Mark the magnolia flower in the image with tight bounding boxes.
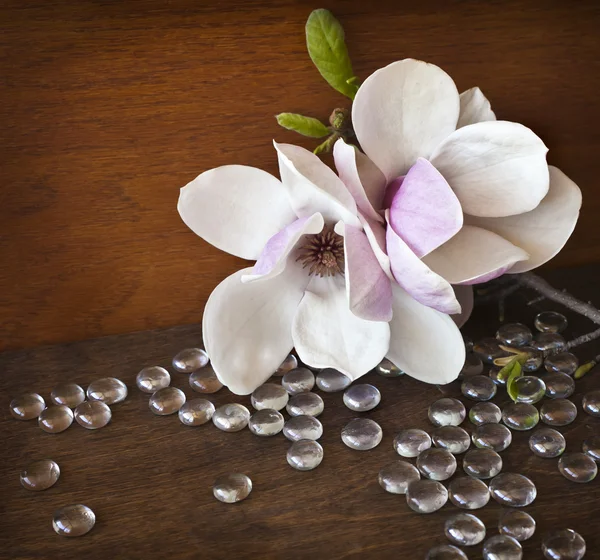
[178,58,581,395]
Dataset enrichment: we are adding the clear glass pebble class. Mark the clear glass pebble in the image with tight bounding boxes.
[212,403,250,432]
[489,367,507,386]
[460,353,484,377]
[472,423,512,451]
[428,398,466,427]
[375,358,404,377]
[534,311,568,333]
[432,426,470,454]
[528,427,566,458]
[281,367,315,395]
[499,510,536,542]
[275,353,298,376]
[542,529,586,560]
[286,392,324,417]
[463,448,503,479]
[20,459,60,491]
[406,479,448,513]
[426,545,468,560]
[9,393,45,420]
[469,402,502,425]
[283,415,323,441]
[393,429,432,457]
[502,403,539,431]
[461,375,497,401]
[544,373,575,399]
[251,383,289,411]
[86,377,128,405]
[74,401,112,429]
[540,399,577,426]
[39,405,73,433]
[473,337,507,364]
[343,384,381,412]
[464,336,474,353]
[315,368,351,392]
[172,347,209,373]
[136,366,171,393]
[445,512,486,546]
[341,418,382,450]
[512,376,546,404]
[213,473,252,503]
[287,439,324,471]
[582,435,600,462]
[489,473,536,507]
[51,383,85,408]
[248,408,284,436]
[178,398,215,426]
[448,477,490,509]
[544,352,578,376]
[416,448,457,481]
[496,323,533,347]
[483,535,523,560]
[558,453,597,483]
[149,387,186,416]
[378,460,420,494]
[189,367,223,393]
[582,390,600,417]
[52,504,96,537]
[521,347,544,372]
[534,332,567,354]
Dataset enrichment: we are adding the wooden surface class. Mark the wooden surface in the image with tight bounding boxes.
[1,0,600,352]
[1,265,600,559]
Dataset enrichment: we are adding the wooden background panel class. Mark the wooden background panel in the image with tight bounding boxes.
[1,0,600,352]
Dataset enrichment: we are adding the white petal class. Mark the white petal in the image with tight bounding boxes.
[292,275,390,380]
[352,59,460,181]
[457,87,496,128]
[452,285,474,328]
[178,165,296,260]
[387,283,466,384]
[359,213,392,279]
[430,120,549,217]
[466,166,582,273]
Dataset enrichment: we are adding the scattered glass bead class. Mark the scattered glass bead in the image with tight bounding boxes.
[461,375,497,401]
[496,323,532,347]
[540,399,577,426]
[521,347,544,372]
[287,439,324,471]
[473,337,506,364]
[341,418,383,450]
[38,405,73,433]
[283,415,323,441]
[472,423,512,452]
[149,387,186,416]
[534,311,568,333]
[428,398,466,427]
[512,376,546,404]
[558,453,597,483]
[426,545,468,560]
[534,332,567,354]
[343,384,381,412]
[499,510,536,542]
[406,479,448,514]
[432,426,470,454]
[251,383,289,411]
[544,373,575,399]
[178,398,215,426]
[135,366,171,393]
[502,403,539,431]
[416,448,457,481]
[445,512,486,546]
[463,448,503,479]
[542,529,586,560]
[315,368,351,392]
[378,461,420,494]
[482,535,523,560]
[52,504,96,537]
[281,367,315,395]
[212,403,250,432]
[286,392,324,417]
[20,459,60,491]
[172,347,209,373]
[489,368,507,386]
[74,401,112,429]
[393,429,432,458]
[528,427,566,458]
[51,383,85,408]
[275,353,298,376]
[469,402,502,425]
[86,377,128,405]
[582,390,600,417]
[375,358,405,377]
[189,367,223,393]
[448,477,490,509]
[9,393,45,420]
[489,473,536,507]
[213,473,252,503]
[544,352,578,376]
[582,435,600,462]
[460,354,484,378]
[464,336,474,352]
[248,408,284,436]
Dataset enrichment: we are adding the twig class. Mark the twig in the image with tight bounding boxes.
[566,327,600,350]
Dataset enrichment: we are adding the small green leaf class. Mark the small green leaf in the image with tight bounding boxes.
[305,9,358,99]
[574,360,597,379]
[276,113,330,138]
[506,360,523,402]
[313,133,339,155]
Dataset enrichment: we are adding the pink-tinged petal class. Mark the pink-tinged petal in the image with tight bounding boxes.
[178,165,297,260]
[352,59,460,181]
[292,275,390,380]
[389,158,463,258]
[274,141,360,226]
[430,120,549,217]
[382,176,404,210]
[333,138,386,221]
[385,210,461,314]
[452,285,474,328]
[422,225,529,285]
[358,213,392,279]
[387,282,465,384]
[342,223,393,322]
[457,87,496,128]
[466,166,582,273]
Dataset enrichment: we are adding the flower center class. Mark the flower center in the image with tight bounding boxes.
[296,225,344,277]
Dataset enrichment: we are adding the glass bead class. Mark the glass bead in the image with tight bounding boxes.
[50,383,85,408]
[499,510,536,542]
[428,398,466,427]
[426,545,468,560]
[248,408,284,436]
[416,448,457,481]
[74,401,112,429]
[149,387,186,416]
[496,323,533,347]
[464,336,474,353]
[275,353,298,376]
[283,415,323,441]
[378,460,420,494]
[432,426,470,454]
[178,398,215,426]
[534,311,568,333]
[172,347,209,373]
[544,352,578,376]
[375,358,405,377]
[482,535,523,560]
[444,512,486,546]
[448,477,490,509]
[315,368,351,392]
[287,440,324,471]
[461,375,497,401]
[20,459,60,491]
[489,367,507,386]
[189,367,223,393]
[534,332,567,354]
[544,373,575,399]
[393,429,432,458]
[469,402,502,425]
[489,473,536,507]
[38,405,73,433]
[582,435,600,462]
[502,403,539,431]
[52,504,96,537]
[341,418,382,450]
[343,384,381,412]
[540,399,577,426]
[281,367,315,395]
[463,448,503,479]
[513,376,546,404]
[212,403,250,432]
[86,377,128,405]
[9,393,45,420]
[251,383,289,411]
[460,354,484,378]
[521,347,544,372]
[213,473,252,503]
[473,337,507,364]
[286,392,324,417]
[558,453,597,483]
[542,529,586,560]
[472,423,512,451]
[406,479,448,514]
[528,427,566,458]
[582,390,600,417]
[136,366,170,393]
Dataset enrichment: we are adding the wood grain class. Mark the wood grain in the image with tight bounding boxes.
[1,0,600,352]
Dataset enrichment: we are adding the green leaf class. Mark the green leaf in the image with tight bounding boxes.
[506,360,523,402]
[275,113,330,138]
[313,133,339,155]
[305,9,358,99]
[574,360,597,379]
